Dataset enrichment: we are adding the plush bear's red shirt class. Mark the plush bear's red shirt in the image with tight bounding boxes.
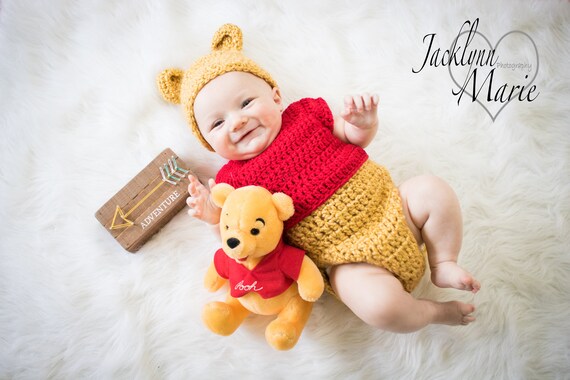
[214,239,306,299]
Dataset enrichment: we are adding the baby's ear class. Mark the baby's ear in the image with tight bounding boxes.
[211,183,235,208]
[157,68,184,104]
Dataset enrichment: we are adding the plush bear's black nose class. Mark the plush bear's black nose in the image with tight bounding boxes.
[227,238,240,249]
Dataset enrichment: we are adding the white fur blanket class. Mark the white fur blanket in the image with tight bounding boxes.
[1,1,569,378]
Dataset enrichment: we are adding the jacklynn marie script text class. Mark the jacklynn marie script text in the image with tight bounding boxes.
[412,18,539,104]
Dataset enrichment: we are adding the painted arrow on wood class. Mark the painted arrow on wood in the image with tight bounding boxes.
[110,156,189,230]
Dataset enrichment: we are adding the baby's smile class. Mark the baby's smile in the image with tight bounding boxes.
[231,124,261,144]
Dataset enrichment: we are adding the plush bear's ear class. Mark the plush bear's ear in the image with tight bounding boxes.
[157,68,184,104]
[211,183,235,208]
[271,192,294,221]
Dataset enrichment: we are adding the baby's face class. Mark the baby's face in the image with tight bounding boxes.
[194,72,283,161]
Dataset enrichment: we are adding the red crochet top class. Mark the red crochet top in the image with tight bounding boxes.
[215,97,368,229]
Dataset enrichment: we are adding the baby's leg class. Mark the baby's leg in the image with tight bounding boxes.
[399,175,480,292]
[329,263,475,332]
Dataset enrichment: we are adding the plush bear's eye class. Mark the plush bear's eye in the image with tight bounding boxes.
[225,225,229,230]
[250,218,265,236]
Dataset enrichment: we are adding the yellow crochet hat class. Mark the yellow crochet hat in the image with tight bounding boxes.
[157,24,278,151]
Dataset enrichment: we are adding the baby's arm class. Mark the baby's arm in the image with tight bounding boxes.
[187,176,221,225]
[333,93,379,148]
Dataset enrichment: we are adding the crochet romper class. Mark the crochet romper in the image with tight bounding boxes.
[216,98,426,293]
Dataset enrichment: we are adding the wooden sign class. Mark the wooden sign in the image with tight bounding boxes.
[95,148,192,252]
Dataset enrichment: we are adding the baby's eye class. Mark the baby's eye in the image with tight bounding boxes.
[241,98,254,108]
[211,119,224,130]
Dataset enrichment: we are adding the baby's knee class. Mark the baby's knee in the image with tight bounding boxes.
[419,175,458,203]
[401,175,459,218]
[406,175,452,198]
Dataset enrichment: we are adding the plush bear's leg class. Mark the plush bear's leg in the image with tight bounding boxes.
[202,295,250,336]
[265,295,313,350]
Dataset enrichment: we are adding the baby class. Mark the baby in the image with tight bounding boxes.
[158,24,480,333]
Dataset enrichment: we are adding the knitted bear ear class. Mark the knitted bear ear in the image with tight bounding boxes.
[157,68,184,104]
[211,24,243,52]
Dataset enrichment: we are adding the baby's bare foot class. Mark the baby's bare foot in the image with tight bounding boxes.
[433,301,476,326]
[431,261,481,293]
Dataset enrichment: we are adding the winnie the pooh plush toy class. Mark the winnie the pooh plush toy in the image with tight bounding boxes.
[202,183,325,350]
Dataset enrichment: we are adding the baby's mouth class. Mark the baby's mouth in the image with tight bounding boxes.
[233,126,260,144]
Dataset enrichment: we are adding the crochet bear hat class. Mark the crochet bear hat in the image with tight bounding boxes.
[157,24,278,151]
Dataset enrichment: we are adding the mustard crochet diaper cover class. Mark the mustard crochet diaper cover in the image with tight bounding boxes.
[286,160,426,294]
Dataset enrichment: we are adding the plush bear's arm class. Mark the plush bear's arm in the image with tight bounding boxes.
[296,256,325,302]
[204,262,227,292]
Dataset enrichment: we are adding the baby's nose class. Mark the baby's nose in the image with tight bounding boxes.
[229,115,247,132]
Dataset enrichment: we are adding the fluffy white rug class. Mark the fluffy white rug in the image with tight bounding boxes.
[1,1,569,378]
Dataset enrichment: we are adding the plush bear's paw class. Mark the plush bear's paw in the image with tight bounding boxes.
[202,302,243,336]
[298,282,325,302]
[298,288,322,302]
[265,320,300,351]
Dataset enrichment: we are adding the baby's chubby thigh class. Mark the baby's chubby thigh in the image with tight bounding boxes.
[398,174,463,249]
[398,188,423,246]
[397,175,448,247]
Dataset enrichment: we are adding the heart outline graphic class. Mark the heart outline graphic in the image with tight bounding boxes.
[447,30,539,122]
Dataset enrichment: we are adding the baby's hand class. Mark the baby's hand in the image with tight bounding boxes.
[340,93,379,130]
[335,93,379,148]
[187,176,221,225]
